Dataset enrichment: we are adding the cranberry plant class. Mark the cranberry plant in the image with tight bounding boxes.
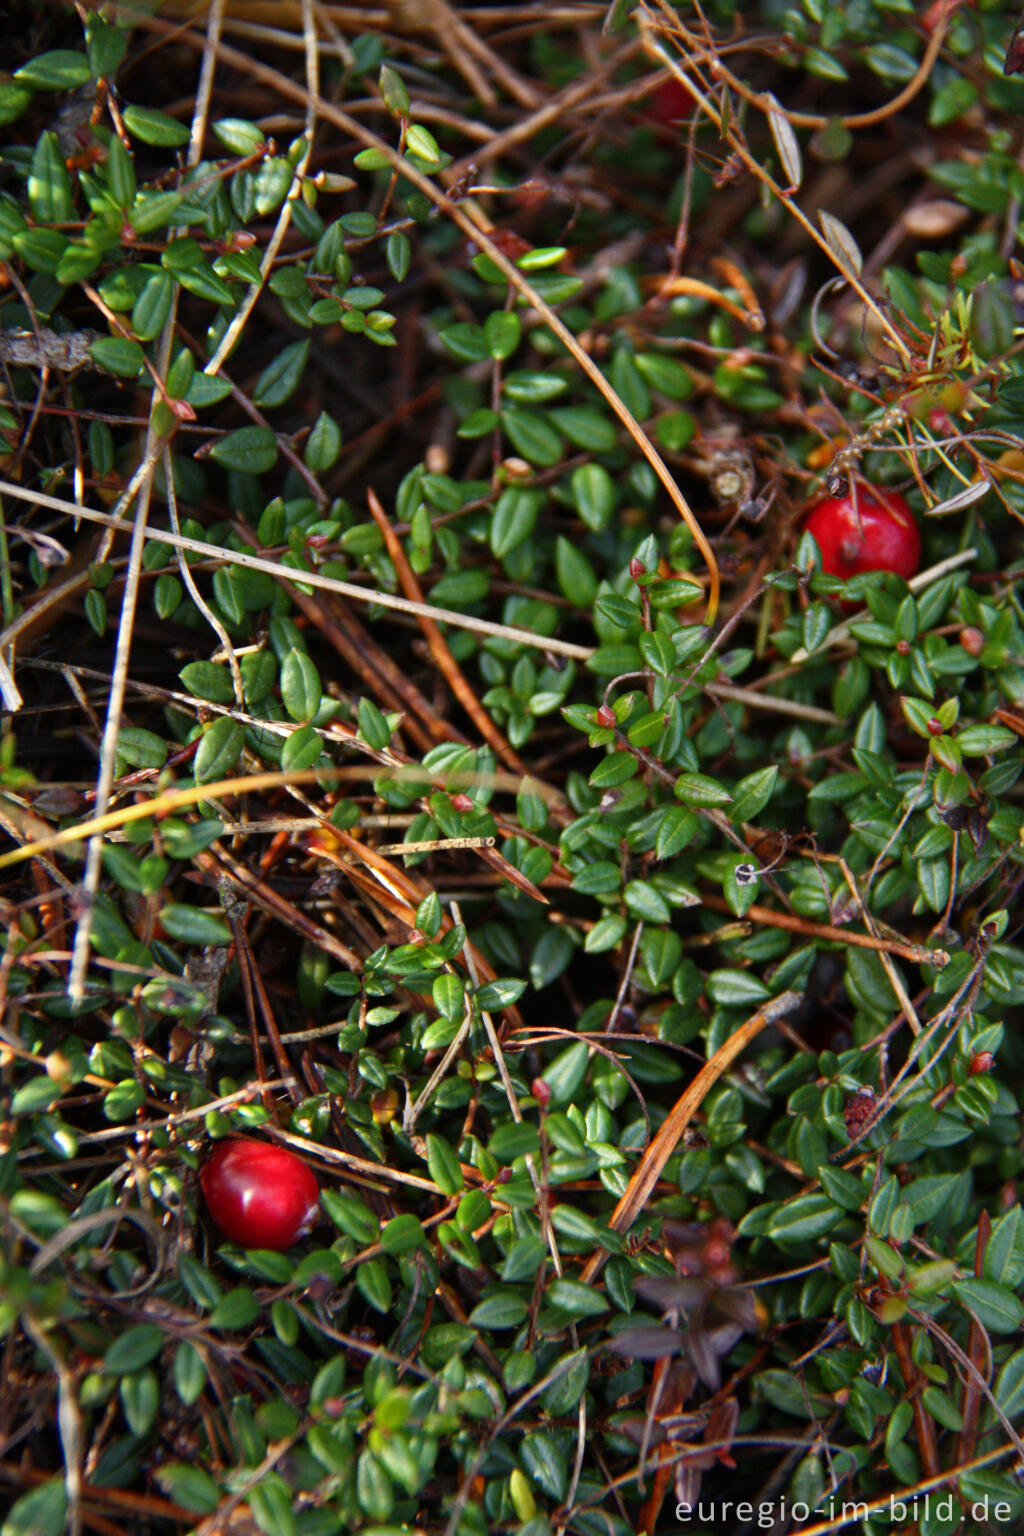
[1,3,1024,1535]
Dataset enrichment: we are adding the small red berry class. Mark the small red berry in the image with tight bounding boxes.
[804,486,921,583]
[645,76,696,127]
[959,626,984,656]
[200,1138,320,1251]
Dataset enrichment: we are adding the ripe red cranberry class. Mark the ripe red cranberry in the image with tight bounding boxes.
[200,1138,320,1250]
[645,76,696,127]
[804,486,921,583]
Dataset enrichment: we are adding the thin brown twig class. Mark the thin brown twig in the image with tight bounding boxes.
[699,890,947,967]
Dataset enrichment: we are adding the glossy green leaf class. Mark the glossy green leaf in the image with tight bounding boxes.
[209,426,279,474]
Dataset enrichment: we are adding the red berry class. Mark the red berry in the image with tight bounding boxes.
[804,486,921,583]
[200,1138,320,1251]
[645,76,696,127]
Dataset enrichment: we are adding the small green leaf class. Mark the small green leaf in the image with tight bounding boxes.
[956,723,1018,756]
[209,1288,260,1329]
[132,270,174,342]
[656,805,698,859]
[1,1477,67,1536]
[469,1291,529,1328]
[706,969,771,1007]
[106,135,136,208]
[386,230,410,281]
[623,879,671,923]
[129,191,185,234]
[439,323,488,362]
[406,123,442,165]
[123,104,190,145]
[501,407,562,467]
[104,1076,145,1124]
[281,648,322,722]
[730,765,778,823]
[426,1133,464,1194]
[253,340,309,408]
[210,426,279,474]
[356,1258,392,1312]
[103,1323,165,1375]
[764,1194,844,1244]
[674,772,732,807]
[489,1120,541,1162]
[357,696,392,750]
[322,1187,379,1244]
[89,337,145,378]
[195,718,244,783]
[491,488,542,558]
[953,1278,1024,1334]
[160,905,233,945]
[29,132,72,222]
[179,661,236,704]
[379,63,410,117]
[475,977,526,1010]
[16,51,91,89]
[571,463,615,530]
[432,972,465,1021]
[484,310,521,360]
[153,1465,222,1516]
[305,411,342,472]
[549,407,618,452]
[547,1278,610,1317]
[281,726,324,772]
[120,1368,160,1436]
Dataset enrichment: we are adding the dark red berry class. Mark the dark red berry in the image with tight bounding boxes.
[645,76,696,127]
[200,1138,320,1251]
[804,486,921,582]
